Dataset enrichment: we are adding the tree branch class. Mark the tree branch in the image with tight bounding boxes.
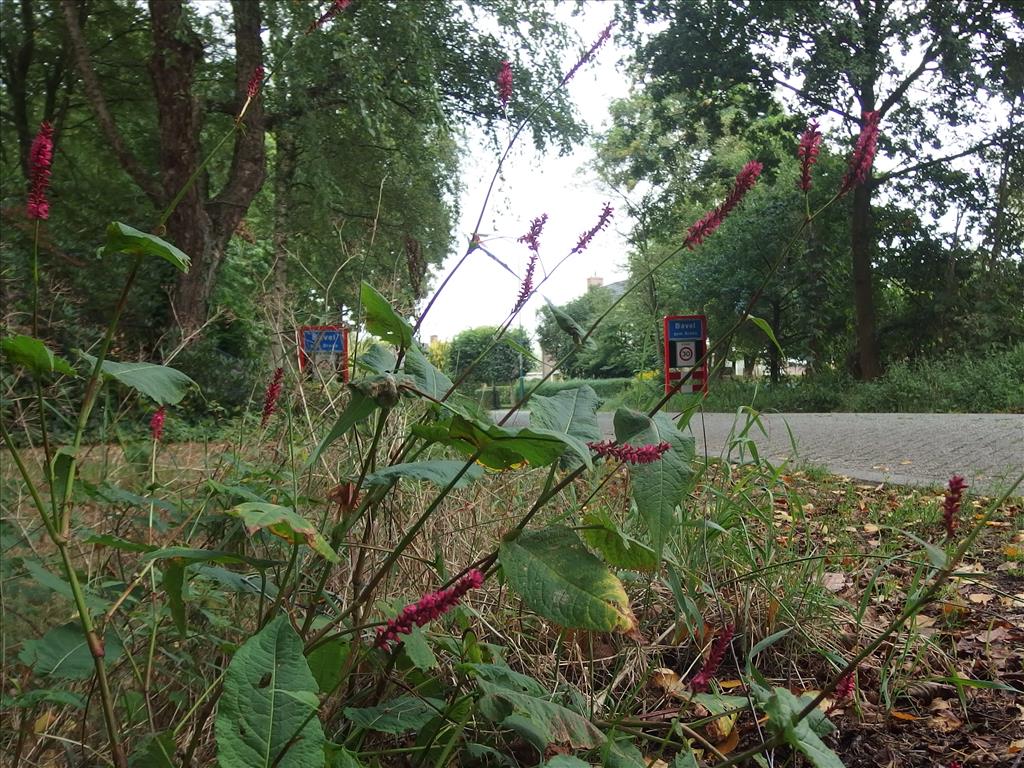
[878,44,937,116]
[873,136,998,184]
[770,76,857,121]
[60,0,162,205]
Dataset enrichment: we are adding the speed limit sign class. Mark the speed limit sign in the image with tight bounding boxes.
[663,315,708,394]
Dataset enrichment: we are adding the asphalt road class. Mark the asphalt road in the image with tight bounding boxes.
[496,411,1023,493]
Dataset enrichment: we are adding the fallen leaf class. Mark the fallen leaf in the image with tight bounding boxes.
[822,572,848,592]
[1009,739,1023,755]
[705,710,738,744]
[928,710,962,733]
[969,593,995,605]
[651,668,684,696]
[863,523,881,534]
[913,615,937,628]
[890,710,919,721]
[713,722,740,754]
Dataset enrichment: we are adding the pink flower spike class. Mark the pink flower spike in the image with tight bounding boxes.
[261,367,284,427]
[839,111,881,196]
[309,0,352,32]
[246,65,265,99]
[517,213,548,253]
[834,669,855,700]
[374,569,484,649]
[513,252,537,314]
[497,59,513,107]
[560,22,614,86]
[572,203,613,255]
[942,474,967,539]
[690,623,734,693]
[684,161,762,250]
[797,120,823,192]
[150,406,166,442]
[27,121,54,221]
[588,440,671,465]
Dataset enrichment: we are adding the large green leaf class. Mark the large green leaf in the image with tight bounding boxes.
[101,221,190,272]
[361,281,414,350]
[478,679,605,749]
[141,546,279,568]
[343,695,443,735]
[227,503,339,562]
[529,385,602,468]
[403,344,452,400]
[414,415,590,470]
[755,685,841,768]
[581,511,659,572]
[354,342,397,374]
[1,335,76,377]
[215,616,325,768]
[613,408,695,559]
[308,391,378,466]
[364,460,483,490]
[22,558,110,612]
[78,352,196,405]
[19,623,123,680]
[499,526,635,634]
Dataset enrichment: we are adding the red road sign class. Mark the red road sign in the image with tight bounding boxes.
[663,315,708,395]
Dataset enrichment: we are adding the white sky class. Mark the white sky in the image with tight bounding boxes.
[419,4,631,343]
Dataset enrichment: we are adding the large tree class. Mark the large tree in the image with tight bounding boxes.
[622,0,1023,378]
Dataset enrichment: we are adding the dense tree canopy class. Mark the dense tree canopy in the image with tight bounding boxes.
[447,325,534,385]
[613,0,1024,379]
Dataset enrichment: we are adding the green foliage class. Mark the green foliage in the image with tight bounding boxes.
[447,326,535,385]
[19,623,123,680]
[99,223,190,273]
[1,335,76,377]
[77,353,197,406]
[499,526,636,634]
[216,616,325,768]
[227,502,340,562]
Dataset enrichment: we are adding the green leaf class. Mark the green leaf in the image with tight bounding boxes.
[308,391,377,466]
[130,732,176,768]
[343,695,443,735]
[324,744,365,768]
[613,408,695,559]
[364,460,483,490]
[162,561,186,636]
[19,623,123,680]
[216,616,325,768]
[543,297,588,347]
[142,546,279,568]
[82,533,155,553]
[748,315,783,355]
[543,758,591,768]
[581,511,659,572]
[898,529,949,569]
[50,447,76,511]
[756,685,842,768]
[746,627,794,666]
[1,335,76,377]
[402,625,438,671]
[77,352,197,405]
[227,503,339,563]
[478,679,605,749]
[499,526,635,634]
[403,344,453,400]
[529,385,602,468]
[354,342,396,374]
[306,640,349,694]
[414,415,590,470]
[673,749,701,768]
[361,282,414,350]
[2,688,86,709]
[21,558,109,612]
[101,221,190,272]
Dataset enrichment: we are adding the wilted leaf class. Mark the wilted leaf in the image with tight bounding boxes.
[227,503,338,562]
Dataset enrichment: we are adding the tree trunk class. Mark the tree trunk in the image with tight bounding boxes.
[153,0,266,334]
[270,129,297,365]
[851,179,880,380]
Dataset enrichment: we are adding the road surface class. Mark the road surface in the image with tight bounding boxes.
[495,411,1023,493]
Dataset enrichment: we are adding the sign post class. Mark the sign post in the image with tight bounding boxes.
[297,325,349,381]
[663,315,708,395]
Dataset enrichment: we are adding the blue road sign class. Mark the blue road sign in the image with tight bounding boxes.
[302,329,344,353]
[666,317,705,341]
